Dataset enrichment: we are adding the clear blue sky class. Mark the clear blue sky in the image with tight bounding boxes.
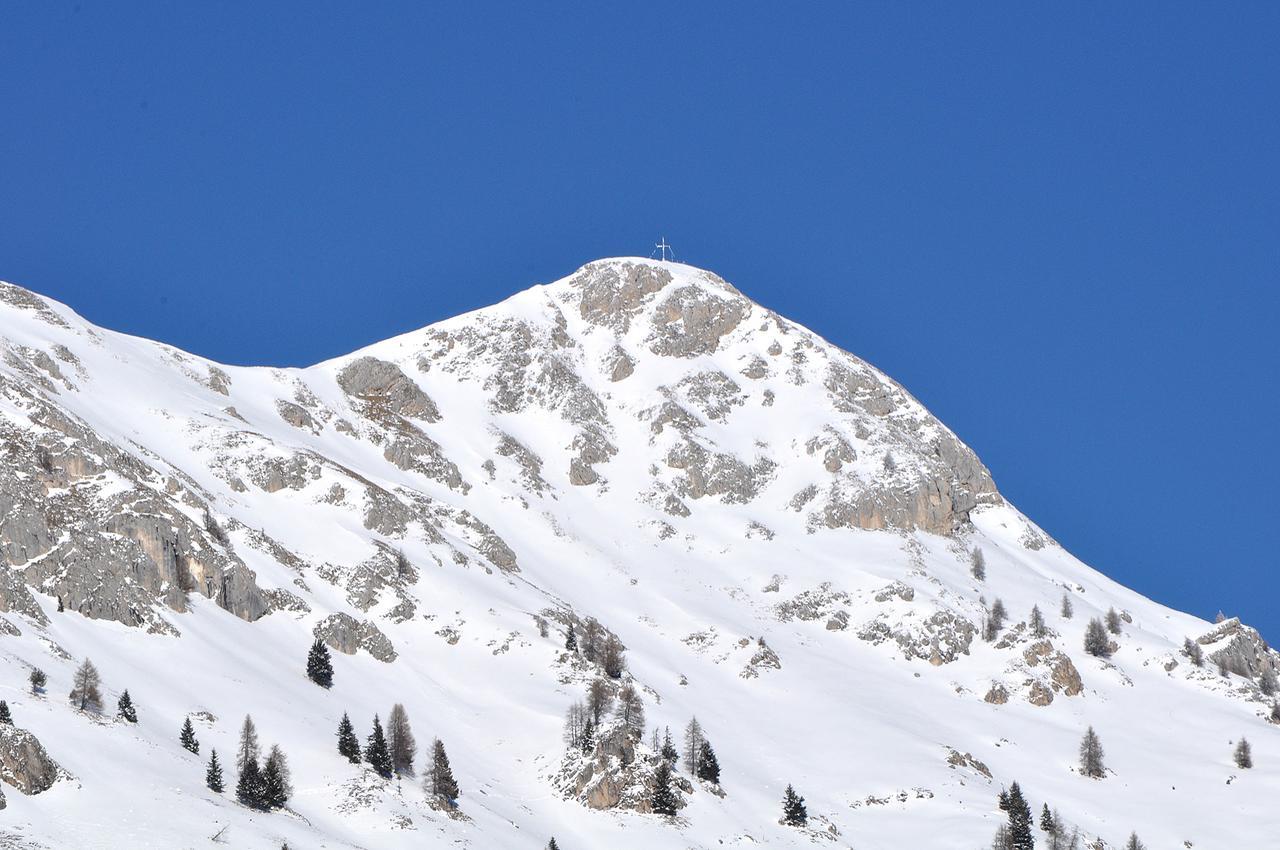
[2,3,1276,636]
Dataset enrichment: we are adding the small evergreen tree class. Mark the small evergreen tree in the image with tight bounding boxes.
[1084,617,1111,657]
[387,703,417,776]
[997,787,1010,810]
[236,758,263,809]
[651,760,678,816]
[1039,803,1055,834]
[1125,832,1146,850]
[1234,737,1253,768]
[660,727,679,765]
[564,623,577,652]
[365,715,393,779]
[971,547,986,581]
[337,712,361,763]
[1105,607,1122,635]
[548,839,560,850]
[181,717,200,754]
[580,717,595,755]
[683,716,705,775]
[206,749,225,793]
[1183,637,1204,666]
[29,668,46,694]
[1079,726,1105,778]
[428,738,460,802]
[117,689,137,723]
[306,639,334,688]
[781,784,807,826]
[1060,593,1073,619]
[1030,605,1046,638]
[1005,781,1034,850]
[1215,610,1227,623]
[0,701,10,725]
[68,657,103,711]
[262,745,291,809]
[697,739,720,784]
[1259,668,1278,696]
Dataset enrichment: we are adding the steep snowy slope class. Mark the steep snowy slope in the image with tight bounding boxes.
[0,259,1274,849]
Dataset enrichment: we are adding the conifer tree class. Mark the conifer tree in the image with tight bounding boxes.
[306,639,334,688]
[548,839,560,850]
[29,668,46,694]
[997,787,1009,810]
[651,760,678,816]
[1030,605,1046,638]
[580,717,595,755]
[1259,668,1277,696]
[68,657,103,711]
[660,727,679,765]
[1060,593,1073,619]
[697,739,720,784]
[206,749,224,793]
[236,758,263,809]
[1039,803,1055,833]
[365,714,393,779]
[985,598,1008,641]
[1084,617,1112,657]
[1183,637,1204,666]
[1079,726,1105,778]
[564,623,577,652]
[614,684,645,739]
[181,717,200,754]
[1234,737,1253,768]
[586,679,612,725]
[337,712,361,763]
[387,703,417,776]
[683,716,705,775]
[1005,781,1034,850]
[580,617,603,662]
[1271,702,1280,724]
[0,701,11,725]
[1105,607,1123,635]
[117,689,137,723]
[601,635,626,678]
[971,547,986,581]
[1124,832,1146,850]
[428,738,460,802]
[781,784,807,826]
[262,745,291,809]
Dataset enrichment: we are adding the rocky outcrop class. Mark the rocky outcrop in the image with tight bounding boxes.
[313,612,397,662]
[555,720,692,813]
[858,609,976,665]
[0,726,61,795]
[574,261,673,332]
[1198,618,1279,679]
[648,284,747,358]
[337,357,441,423]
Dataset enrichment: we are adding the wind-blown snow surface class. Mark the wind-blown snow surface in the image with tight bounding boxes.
[0,259,1274,848]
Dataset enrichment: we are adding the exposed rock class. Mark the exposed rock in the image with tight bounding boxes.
[313,613,397,662]
[1028,681,1055,706]
[605,347,635,382]
[575,261,673,332]
[666,438,775,504]
[649,284,747,358]
[874,581,915,603]
[276,400,318,433]
[1198,618,1279,679]
[384,430,466,492]
[337,357,441,422]
[984,683,1009,704]
[825,610,849,631]
[0,726,61,795]
[740,637,782,678]
[858,609,975,665]
[945,747,992,779]
[495,432,551,495]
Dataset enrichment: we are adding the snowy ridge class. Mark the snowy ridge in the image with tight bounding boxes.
[0,259,1274,848]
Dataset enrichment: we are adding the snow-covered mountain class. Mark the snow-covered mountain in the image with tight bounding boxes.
[0,258,1274,848]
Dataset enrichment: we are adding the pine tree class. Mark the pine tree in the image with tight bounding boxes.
[206,749,225,793]
[1183,637,1204,666]
[683,717,705,775]
[428,738,459,802]
[236,758,263,809]
[181,717,200,754]
[262,745,291,809]
[1079,726,1105,778]
[29,668,47,694]
[1271,702,1280,724]
[68,657,103,711]
[1060,593,1073,619]
[548,839,560,850]
[1124,832,1146,850]
[651,760,678,816]
[660,727,679,765]
[236,715,259,774]
[991,824,1013,850]
[985,597,1008,641]
[580,717,595,755]
[1215,610,1227,623]
[1105,607,1122,635]
[997,787,1010,810]
[387,703,417,776]
[364,715,393,779]
[0,701,10,725]
[586,679,612,725]
[580,617,603,662]
[781,784,807,826]
[697,739,720,783]
[1030,605,1046,638]
[614,684,645,739]
[1039,803,1055,833]
[971,547,986,581]
[1084,617,1111,657]
[1259,668,1278,696]
[117,689,137,723]
[1234,737,1253,768]
[601,635,626,678]
[1005,781,1034,850]
[337,712,361,763]
[306,639,334,688]
[564,623,577,652]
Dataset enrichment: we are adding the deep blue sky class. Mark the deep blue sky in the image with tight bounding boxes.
[2,3,1276,636]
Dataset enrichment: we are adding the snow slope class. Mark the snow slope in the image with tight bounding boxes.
[0,258,1274,849]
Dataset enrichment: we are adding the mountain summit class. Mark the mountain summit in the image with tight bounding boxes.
[0,260,1274,848]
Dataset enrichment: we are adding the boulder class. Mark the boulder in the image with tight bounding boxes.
[0,726,60,795]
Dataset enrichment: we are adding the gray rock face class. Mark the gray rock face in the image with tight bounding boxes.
[313,612,397,662]
[648,284,747,358]
[1198,618,1279,679]
[0,726,61,795]
[574,261,673,332]
[337,356,441,422]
